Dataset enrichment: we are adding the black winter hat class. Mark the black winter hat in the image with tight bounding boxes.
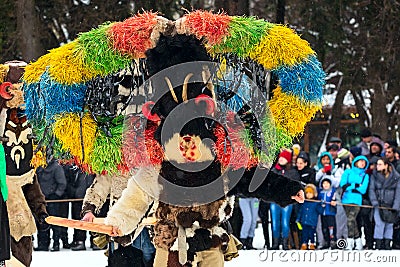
[297,151,310,164]
[350,146,362,157]
[370,141,383,152]
[320,177,332,186]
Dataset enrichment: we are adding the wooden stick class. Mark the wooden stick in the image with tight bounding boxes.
[45,216,114,235]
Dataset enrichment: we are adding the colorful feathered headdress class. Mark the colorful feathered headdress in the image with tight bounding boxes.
[23,10,325,174]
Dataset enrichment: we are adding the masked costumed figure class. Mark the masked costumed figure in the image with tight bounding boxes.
[22,11,325,267]
[0,61,49,267]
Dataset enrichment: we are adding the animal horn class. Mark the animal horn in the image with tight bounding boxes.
[182,73,193,102]
[164,77,179,103]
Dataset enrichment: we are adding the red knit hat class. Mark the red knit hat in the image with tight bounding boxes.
[278,150,292,163]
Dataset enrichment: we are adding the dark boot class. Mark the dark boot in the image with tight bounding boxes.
[383,239,392,250]
[246,237,256,250]
[375,239,383,250]
[271,238,280,250]
[71,241,86,251]
[282,238,290,250]
[239,238,247,250]
[51,241,60,252]
[62,238,71,249]
[33,245,49,251]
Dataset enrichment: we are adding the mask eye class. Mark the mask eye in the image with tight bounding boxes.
[194,94,215,115]
[142,101,161,122]
[0,82,14,100]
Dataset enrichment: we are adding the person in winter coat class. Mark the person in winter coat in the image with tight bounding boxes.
[317,177,337,249]
[270,150,300,250]
[296,184,324,250]
[355,156,378,250]
[0,145,10,267]
[315,152,343,188]
[63,164,95,250]
[369,157,400,250]
[340,155,370,250]
[291,151,316,249]
[34,158,67,252]
[315,151,346,248]
[238,196,259,250]
[295,151,316,186]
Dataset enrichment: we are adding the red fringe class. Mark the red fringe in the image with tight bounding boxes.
[122,117,163,169]
[183,10,231,45]
[109,11,159,58]
[214,112,258,170]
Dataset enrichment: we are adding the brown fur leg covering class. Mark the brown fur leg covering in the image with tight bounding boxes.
[11,235,32,266]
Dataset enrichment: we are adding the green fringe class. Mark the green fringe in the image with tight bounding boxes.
[89,116,124,174]
[33,122,65,158]
[75,23,131,76]
[242,114,293,165]
[212,16,273,58]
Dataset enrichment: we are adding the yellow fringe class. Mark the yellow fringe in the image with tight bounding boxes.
[23,54,52,83]
[0,64,9,83]
[47,41,98,84]
[30,145,47,169]
[23,41,98,85]
[53,112,97,163]
[268,87,321,137]
[249,25,315,70]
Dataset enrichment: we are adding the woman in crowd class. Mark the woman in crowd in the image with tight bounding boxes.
[369,157,400,250]
[239,196,259,250]
[295,151,316,186]
[340,155,370,250]
[270,150,299,250]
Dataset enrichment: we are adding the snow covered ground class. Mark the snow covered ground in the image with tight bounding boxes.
[30,227,400,267]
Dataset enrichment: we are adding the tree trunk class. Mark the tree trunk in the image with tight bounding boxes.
[16,0,46,61]
[370,80,389,140]
[327,80,346,139]
[276,0,285,23]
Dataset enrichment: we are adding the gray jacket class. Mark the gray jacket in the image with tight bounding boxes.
[369,167,400,210]
[36,160,67,198]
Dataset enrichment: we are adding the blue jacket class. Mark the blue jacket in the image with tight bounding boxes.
[318,179,337,216]
[340,155,370,205]
[297,200,324,227]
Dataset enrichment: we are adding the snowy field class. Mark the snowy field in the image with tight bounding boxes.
[30,226,400,267]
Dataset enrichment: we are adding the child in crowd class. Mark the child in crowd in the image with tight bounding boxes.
[318,177,337,249]
[315,151,347,246]
[297,184,324,250]
[340,155,370,250]
[315,152,343,188]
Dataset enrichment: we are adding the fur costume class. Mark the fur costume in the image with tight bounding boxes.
[22,11,325,267]
[0,142,10,264]
[0,61,48,267]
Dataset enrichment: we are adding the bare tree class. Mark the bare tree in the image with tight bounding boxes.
[16,0,46,61]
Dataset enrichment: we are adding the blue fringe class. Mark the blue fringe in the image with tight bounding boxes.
[23,82,46,126]
[23,71,87,126]
[37,71,87,122]
[273,55,325,103]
